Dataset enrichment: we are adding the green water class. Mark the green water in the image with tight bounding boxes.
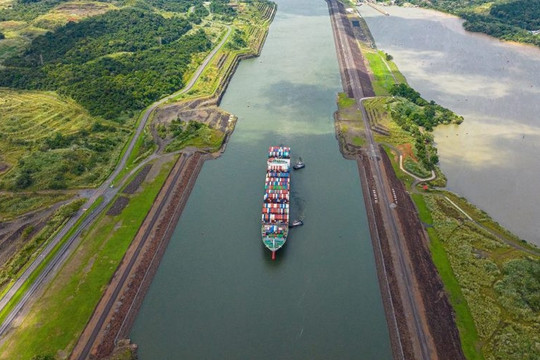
[130,0,392,358]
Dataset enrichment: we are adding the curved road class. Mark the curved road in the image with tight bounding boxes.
[0,25,232,337]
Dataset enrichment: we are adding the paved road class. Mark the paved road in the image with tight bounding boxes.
[0,25,232,338]
[327,1,432,359]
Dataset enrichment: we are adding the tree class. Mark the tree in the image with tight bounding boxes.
[32,355,56,360]
[15,171,33,189]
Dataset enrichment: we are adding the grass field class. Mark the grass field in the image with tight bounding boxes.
[364,97,414,146]
[362,45,396,96]
[0,159,175,360]
[360,44,406,96]
[0,90,95,164]
[0,192,73,220]
[0,22,47,63]
[32,1,114,29]
[0,89,129,191]
[0,1,113,63]
[165,124,224,153]
[412,191,540,360]
[412,193,483,360]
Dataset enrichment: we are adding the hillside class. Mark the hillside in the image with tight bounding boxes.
[0,0,221,194]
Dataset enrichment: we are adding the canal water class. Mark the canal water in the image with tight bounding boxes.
[130,0,393,358]
[359,5,540,245]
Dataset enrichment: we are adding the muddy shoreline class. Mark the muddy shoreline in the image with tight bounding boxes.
[70,8,276,358]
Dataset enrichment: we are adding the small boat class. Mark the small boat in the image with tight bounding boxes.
[293,157,305,170]
[289,219,303,228]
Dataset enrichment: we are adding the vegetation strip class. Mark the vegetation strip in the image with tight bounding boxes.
[352,3,540,359]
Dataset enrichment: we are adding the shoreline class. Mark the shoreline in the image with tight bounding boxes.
[327,1,465,359]
[337,2,540,359]
[69,5,276,358]
[383,4,540,51]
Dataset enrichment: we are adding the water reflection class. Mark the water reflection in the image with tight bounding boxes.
[130,0,393,356]
[360,5,540,244]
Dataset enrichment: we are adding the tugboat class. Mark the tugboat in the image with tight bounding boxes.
[293,157,305,170]
[289,219,303,228]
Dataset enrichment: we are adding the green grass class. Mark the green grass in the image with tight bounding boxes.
[364,98,414,147]
[0,192,73,220]
[165,125,224,153]
[427,226,484,360]
[0,90,94,160]
[384,56,407,84]
[414,192,540,360]
[0,198,92,327]
[363,48,395,96]
[0,89,129,191]
[359,41,407,95]
[412,193,483,360]
[0,22,47,63]
[32,1,114,29]
[337,92,356,108]
[441,192,535,250]
[411,193,432,224]
[0,158,175,360]
[352,136,365,146]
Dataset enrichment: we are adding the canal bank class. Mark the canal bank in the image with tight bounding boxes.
[130,0,393,358]
[359,5,540,245]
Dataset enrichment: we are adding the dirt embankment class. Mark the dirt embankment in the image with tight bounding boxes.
[328,0,465,358]
[357,147,464,360]
[71,7,276,358]
[379,149,464,359]
[71,152,206,360]
[357,153,415,359]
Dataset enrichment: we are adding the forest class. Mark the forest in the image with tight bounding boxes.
[0,8,213,119]
[388,83,463,171]
[394,0,540,47]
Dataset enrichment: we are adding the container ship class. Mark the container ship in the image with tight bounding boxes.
[261,146,290,260]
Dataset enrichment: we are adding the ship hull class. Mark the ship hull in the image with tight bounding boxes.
[261,146,291,257]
